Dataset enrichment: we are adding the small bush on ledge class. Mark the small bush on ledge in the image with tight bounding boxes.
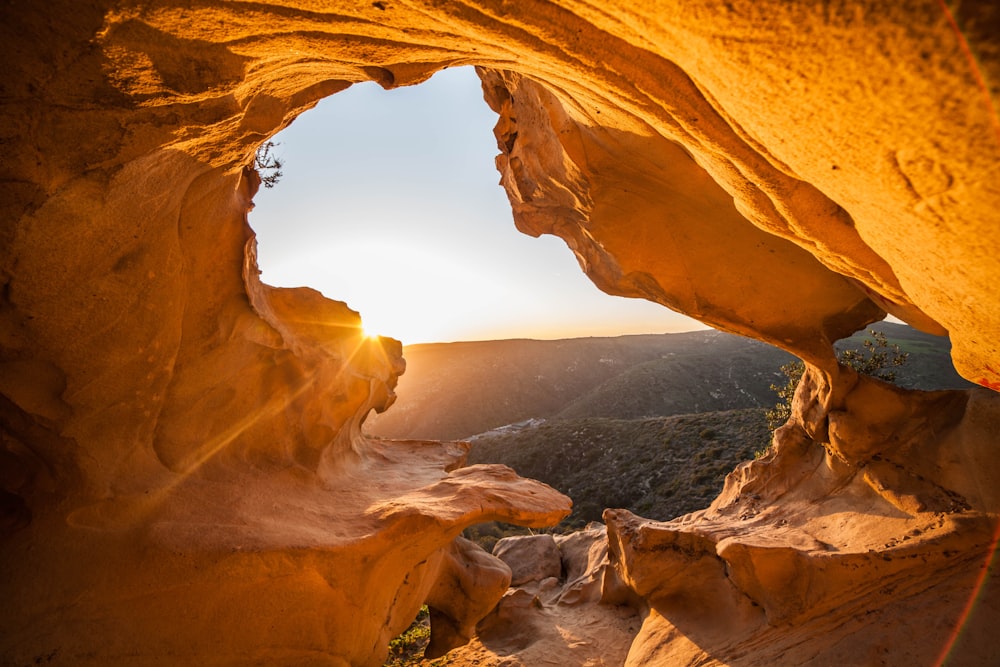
[253,140,283,189]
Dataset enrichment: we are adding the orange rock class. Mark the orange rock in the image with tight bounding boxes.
[454,523,641,666]
[1,0,998,664]
[493,533,563,586]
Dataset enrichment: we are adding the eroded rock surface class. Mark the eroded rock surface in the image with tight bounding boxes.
[493,533,563,586]
[605,369,1000,666]
[452,523,641,666]
[2,0,998,665]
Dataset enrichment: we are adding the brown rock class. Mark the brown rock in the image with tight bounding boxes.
[454,524,641,666]
[475,588,546,653]
[554,522,634,607]
[493,533,563,586]
[602,371,1000,666]
[424,536,513,659]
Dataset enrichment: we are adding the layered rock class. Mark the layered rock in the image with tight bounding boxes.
[606,369,1000,665]
[1,0,998,665]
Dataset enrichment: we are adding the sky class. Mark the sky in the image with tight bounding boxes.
[249,66,705,345]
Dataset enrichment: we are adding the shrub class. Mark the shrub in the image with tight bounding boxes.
[765,361,804,431]
[765,330,909,433]
[837,329,909,381]
[383,606,451,666]
[253,140,283,189]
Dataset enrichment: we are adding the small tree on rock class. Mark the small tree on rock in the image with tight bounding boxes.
[837,330,908,382]
[765,360,805,432]
[253,141,283,189]
[765,329,909,434]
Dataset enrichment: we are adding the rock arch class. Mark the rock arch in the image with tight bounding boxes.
[2,1,998,664]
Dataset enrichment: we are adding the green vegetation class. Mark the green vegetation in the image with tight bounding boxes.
[376,324,974,666]
[838,329,909,381]
[379,324,970,662]
[253,141,283,189]
[468,410,769,525]
[368,332,795,440]
[462,325,963,523]
[369,324,968,443]
[835,325,963,390]
[764,361,805,432]
[765,329,911,433]
[383,606,451,667]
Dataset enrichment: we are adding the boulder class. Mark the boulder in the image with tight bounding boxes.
[493,533,563,586]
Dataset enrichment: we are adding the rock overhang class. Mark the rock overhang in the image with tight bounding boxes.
[1,1,998,665]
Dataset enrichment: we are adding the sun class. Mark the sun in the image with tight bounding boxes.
[360,324,381,340]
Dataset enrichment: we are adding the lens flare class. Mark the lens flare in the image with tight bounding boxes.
[933,516,1000,666]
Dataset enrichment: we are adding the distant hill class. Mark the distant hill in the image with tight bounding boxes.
[365,323,970,441]
[462,323,974,528]
[374,322,976,535]
[553,343,792,420]
[835,323,972,391]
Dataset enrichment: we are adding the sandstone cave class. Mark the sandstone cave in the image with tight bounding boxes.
[1,2,998,665]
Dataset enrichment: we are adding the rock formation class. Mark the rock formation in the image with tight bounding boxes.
[454,524,641,666]
[1,0,998,665]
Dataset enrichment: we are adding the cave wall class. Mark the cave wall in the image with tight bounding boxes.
[1,0,998,665]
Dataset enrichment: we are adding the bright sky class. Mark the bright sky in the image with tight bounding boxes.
[249,66,705,344]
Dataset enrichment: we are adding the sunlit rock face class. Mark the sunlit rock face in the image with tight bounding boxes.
[606,372,1000,665]
[2,0,998,665]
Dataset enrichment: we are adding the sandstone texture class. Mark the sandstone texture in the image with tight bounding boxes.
[452,523,641,666]
[493,533,563,586]
[1,1,998,665]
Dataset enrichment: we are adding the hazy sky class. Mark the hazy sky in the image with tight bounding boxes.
[249,66,705,344]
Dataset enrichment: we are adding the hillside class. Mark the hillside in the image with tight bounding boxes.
[554,344,792,420]
[835,323,972,390]
[365,329,790,440]
[366,323,970,441]
[466,410,770,527]
[375,323,972,532]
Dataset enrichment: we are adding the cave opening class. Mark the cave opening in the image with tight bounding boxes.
[5,4,1000,665]
[243,65,977,519]
[248,65,702,346]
